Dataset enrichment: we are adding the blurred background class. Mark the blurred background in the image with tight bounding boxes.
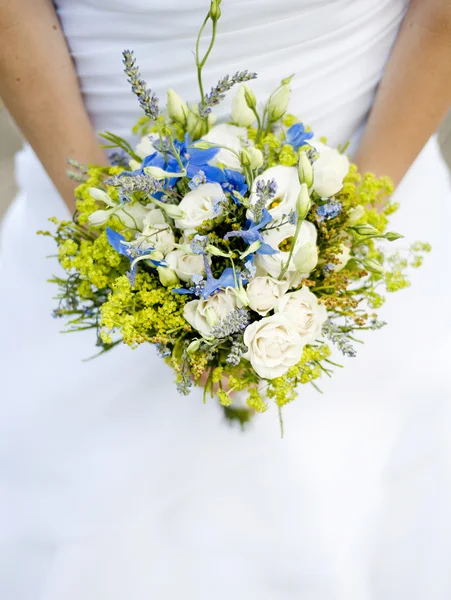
[0,101,450,224]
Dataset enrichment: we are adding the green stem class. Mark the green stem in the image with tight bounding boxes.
[278,405,284,439]
[195,15,210,102]
[278,218,303,280]
[253,107,263,144]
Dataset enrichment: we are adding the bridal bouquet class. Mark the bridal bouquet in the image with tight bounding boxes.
[44,0,429,423]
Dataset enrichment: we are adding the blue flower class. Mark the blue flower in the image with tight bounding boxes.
[316,201,342,222]
[285,123,314,150]
[105,227,165,285]
[224,208,278,255]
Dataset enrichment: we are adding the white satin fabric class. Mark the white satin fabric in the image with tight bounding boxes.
[1,1,451,598]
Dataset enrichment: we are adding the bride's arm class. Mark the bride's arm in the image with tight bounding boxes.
[0,0,107,210]
[354,0,451,186]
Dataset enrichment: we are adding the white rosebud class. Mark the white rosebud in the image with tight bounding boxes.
[247,146,264,170]
[88,202,151,230]
[298,151,314,189]
[165,249,205,283]
[167,89,188,127]
[152,199,185,220]
[89,188,115,206]
[246,276,289,316]
[232,85,256,127]
[183,288,238,339]
[312,141,350,198]
[242,313,304,379]
[267,84,290,123]
[157,266,179,288]
[275,286,327,344]
[293,242,319,274]
[296,183,312,220]
[347,205,365,225]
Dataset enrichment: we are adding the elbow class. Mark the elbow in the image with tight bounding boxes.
[411,0,451,33]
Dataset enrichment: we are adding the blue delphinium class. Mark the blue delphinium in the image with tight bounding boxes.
[224,208,278,256]
[105,227,165,284]
[285,123,314,150]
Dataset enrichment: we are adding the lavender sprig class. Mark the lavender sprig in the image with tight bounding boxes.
[122,50,159,120]
[105,173,164,196]
[322,320,357,358]
[199,70,257,118]
[211,308,251,339]
[226,336,247,366]
[252,178,278,223]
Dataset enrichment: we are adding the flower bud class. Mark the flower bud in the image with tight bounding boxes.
[240,149,251,167]
[148,250,165,264]
[243,85,257,110]
[186,339,202,354]
[298,151,314,188]
[129,159,142,171]
[205,245,231,258]
[247,146,263,170]
[347,205,365,225]
[351,223,379,236]
[89,188,115,207]
[296,183,312,220]
[363,258,384,275]
[385,231,404,242]
[143,166,186,179]
[267,84,290,123]
[157,266,179,287]
[232,86,256,127]
[240,240,262,259]
[233,280,250,307]
[187,111,209,140]
[293,242,318,274]
[167,89,188,127]
[88,209,112,227]
[209,0,221,20]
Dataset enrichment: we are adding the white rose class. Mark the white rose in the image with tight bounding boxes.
[248,165,301,222]
[165,249,205,283]
[183,288,238,338]
[139,208,175,254]
[135,134,159,159]
[232,85,256,127]
[275,286,327,344]
[246,276,289,316]
[242,314,304,379]
[255,220,318,281]
[174,183,225,234]
[312,141,350,198]
[202,124,247,171]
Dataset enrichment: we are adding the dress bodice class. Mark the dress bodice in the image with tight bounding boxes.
[55,0,408,147]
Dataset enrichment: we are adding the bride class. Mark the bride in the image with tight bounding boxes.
[1,0,451,598]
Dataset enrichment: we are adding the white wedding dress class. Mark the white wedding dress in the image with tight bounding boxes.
[1,1,451,598]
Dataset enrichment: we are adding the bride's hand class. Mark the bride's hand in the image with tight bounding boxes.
[199,370,234,396]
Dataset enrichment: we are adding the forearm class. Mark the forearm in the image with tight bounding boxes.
[354,0,451,186]
[0,0,107,211]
